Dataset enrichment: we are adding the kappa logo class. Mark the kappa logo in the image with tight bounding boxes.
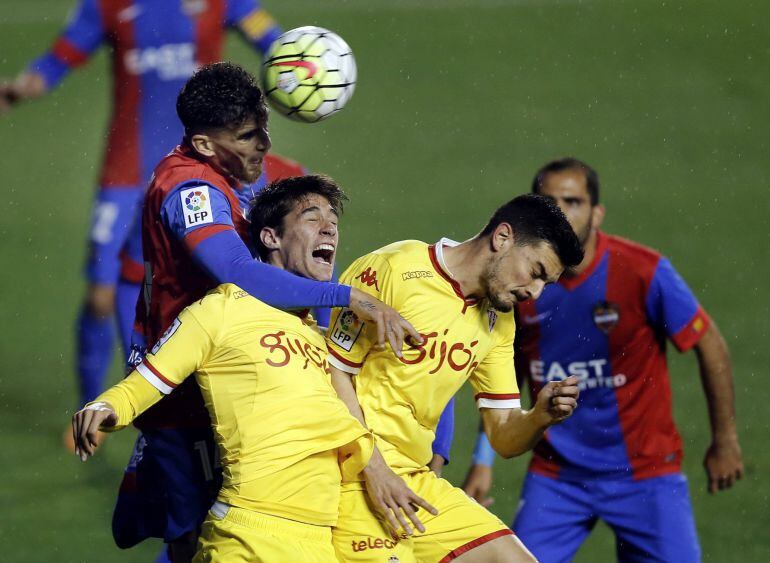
[402,270,433,281]
[181,186,214,229]
[329,309,364,352]
[355,267,380,291]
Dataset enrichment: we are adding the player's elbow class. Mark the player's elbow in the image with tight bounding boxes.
[487,432,529,459]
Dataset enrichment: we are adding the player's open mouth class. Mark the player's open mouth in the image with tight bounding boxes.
[312,243,335,264]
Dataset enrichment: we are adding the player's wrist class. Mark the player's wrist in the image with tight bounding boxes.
[712,431,740,448]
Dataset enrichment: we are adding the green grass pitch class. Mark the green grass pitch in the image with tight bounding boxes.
[0,0,768,560]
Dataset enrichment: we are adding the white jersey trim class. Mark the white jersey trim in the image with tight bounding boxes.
[476,397,522,409]
[136,362,174,395]
[327,353,360,375]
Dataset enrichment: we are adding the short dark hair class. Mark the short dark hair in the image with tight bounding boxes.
[248,175,349,261]
[480,194,584,269]
[531,157,600,205]
[176,62,267,137]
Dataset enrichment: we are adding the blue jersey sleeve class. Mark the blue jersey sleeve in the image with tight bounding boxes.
[160,182,235,241]
[160,181,351,310]
[472,431,497,466]
[431,398,455,464]
[29,0,105,89]
[645,257,711,352]
[193,230,351,310]
[228,0,283,54]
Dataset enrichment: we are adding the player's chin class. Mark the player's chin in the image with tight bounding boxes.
[242,164,262,184]
[308,259,334,281]
[489,294,514,313]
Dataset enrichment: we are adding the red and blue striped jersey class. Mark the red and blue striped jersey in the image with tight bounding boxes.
[30,0,281,188]
[133,146,305,430]
[516,231,711,481]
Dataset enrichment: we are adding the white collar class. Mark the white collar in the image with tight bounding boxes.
[433,237,460,279]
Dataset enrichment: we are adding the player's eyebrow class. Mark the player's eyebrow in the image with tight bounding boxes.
[237,127,259,140]
[535,261,555,283]
[300,205,339,218]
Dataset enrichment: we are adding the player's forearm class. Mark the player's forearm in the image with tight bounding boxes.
[88,372,164,431]
[695,323,739,443]
[329,365,368,428]
[192,230,351,309]
[483,408,550,458]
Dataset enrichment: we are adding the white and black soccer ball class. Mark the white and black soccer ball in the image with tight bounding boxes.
[261,26,357,123]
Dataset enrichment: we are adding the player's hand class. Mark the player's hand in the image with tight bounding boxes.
[348,287,422,358]
[462,463,495,508]
[362,447,438,536]
[0,81,18,114]
[0,72,45,115]
[71,402,117,462]
[703,437,743,494]
[427,454,446,477]
[533,375,580,426]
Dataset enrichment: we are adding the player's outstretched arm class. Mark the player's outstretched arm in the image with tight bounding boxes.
[329,365,438,535]
[481,375,580,458]
[694,322,743,494]
[71,371,167,461]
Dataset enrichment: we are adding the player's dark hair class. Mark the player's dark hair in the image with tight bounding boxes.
[177,62,267,137]
[531,157,600,205]
[248,175,348,261]
[480,194,584,270]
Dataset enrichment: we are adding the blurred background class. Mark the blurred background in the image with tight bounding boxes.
[1,0,768,560]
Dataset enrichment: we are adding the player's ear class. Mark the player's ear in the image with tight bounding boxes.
[190,134,216,158]
[260,227,281,252]
[591,204,605,231]
[491,222,513,253]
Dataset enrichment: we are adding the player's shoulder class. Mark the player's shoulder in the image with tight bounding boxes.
[151,146,229,195]
[605,233,663,281]
[368,240,429,264]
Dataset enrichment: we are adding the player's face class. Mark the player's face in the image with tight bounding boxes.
[275,194,338,281]
[208,117,271,184]
[482,240,563,311]
[538,170,602,247]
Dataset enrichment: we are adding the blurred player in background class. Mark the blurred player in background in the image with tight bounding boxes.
[463,157,744,562]
[118,62,418,562]
[0,0,283,420]
[326,194,584,562]
[72,175,375,562]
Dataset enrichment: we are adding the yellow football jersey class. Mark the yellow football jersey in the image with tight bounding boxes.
[95,283,373,526]
[326,239,520,477]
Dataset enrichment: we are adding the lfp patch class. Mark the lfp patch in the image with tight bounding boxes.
[181,185,213,228]
[330,308,364,352]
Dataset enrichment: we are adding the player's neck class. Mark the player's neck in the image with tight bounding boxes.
[572,229,599,276]
[441,238,488,298]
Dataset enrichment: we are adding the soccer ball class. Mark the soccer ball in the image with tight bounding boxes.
[261,26,357,123]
